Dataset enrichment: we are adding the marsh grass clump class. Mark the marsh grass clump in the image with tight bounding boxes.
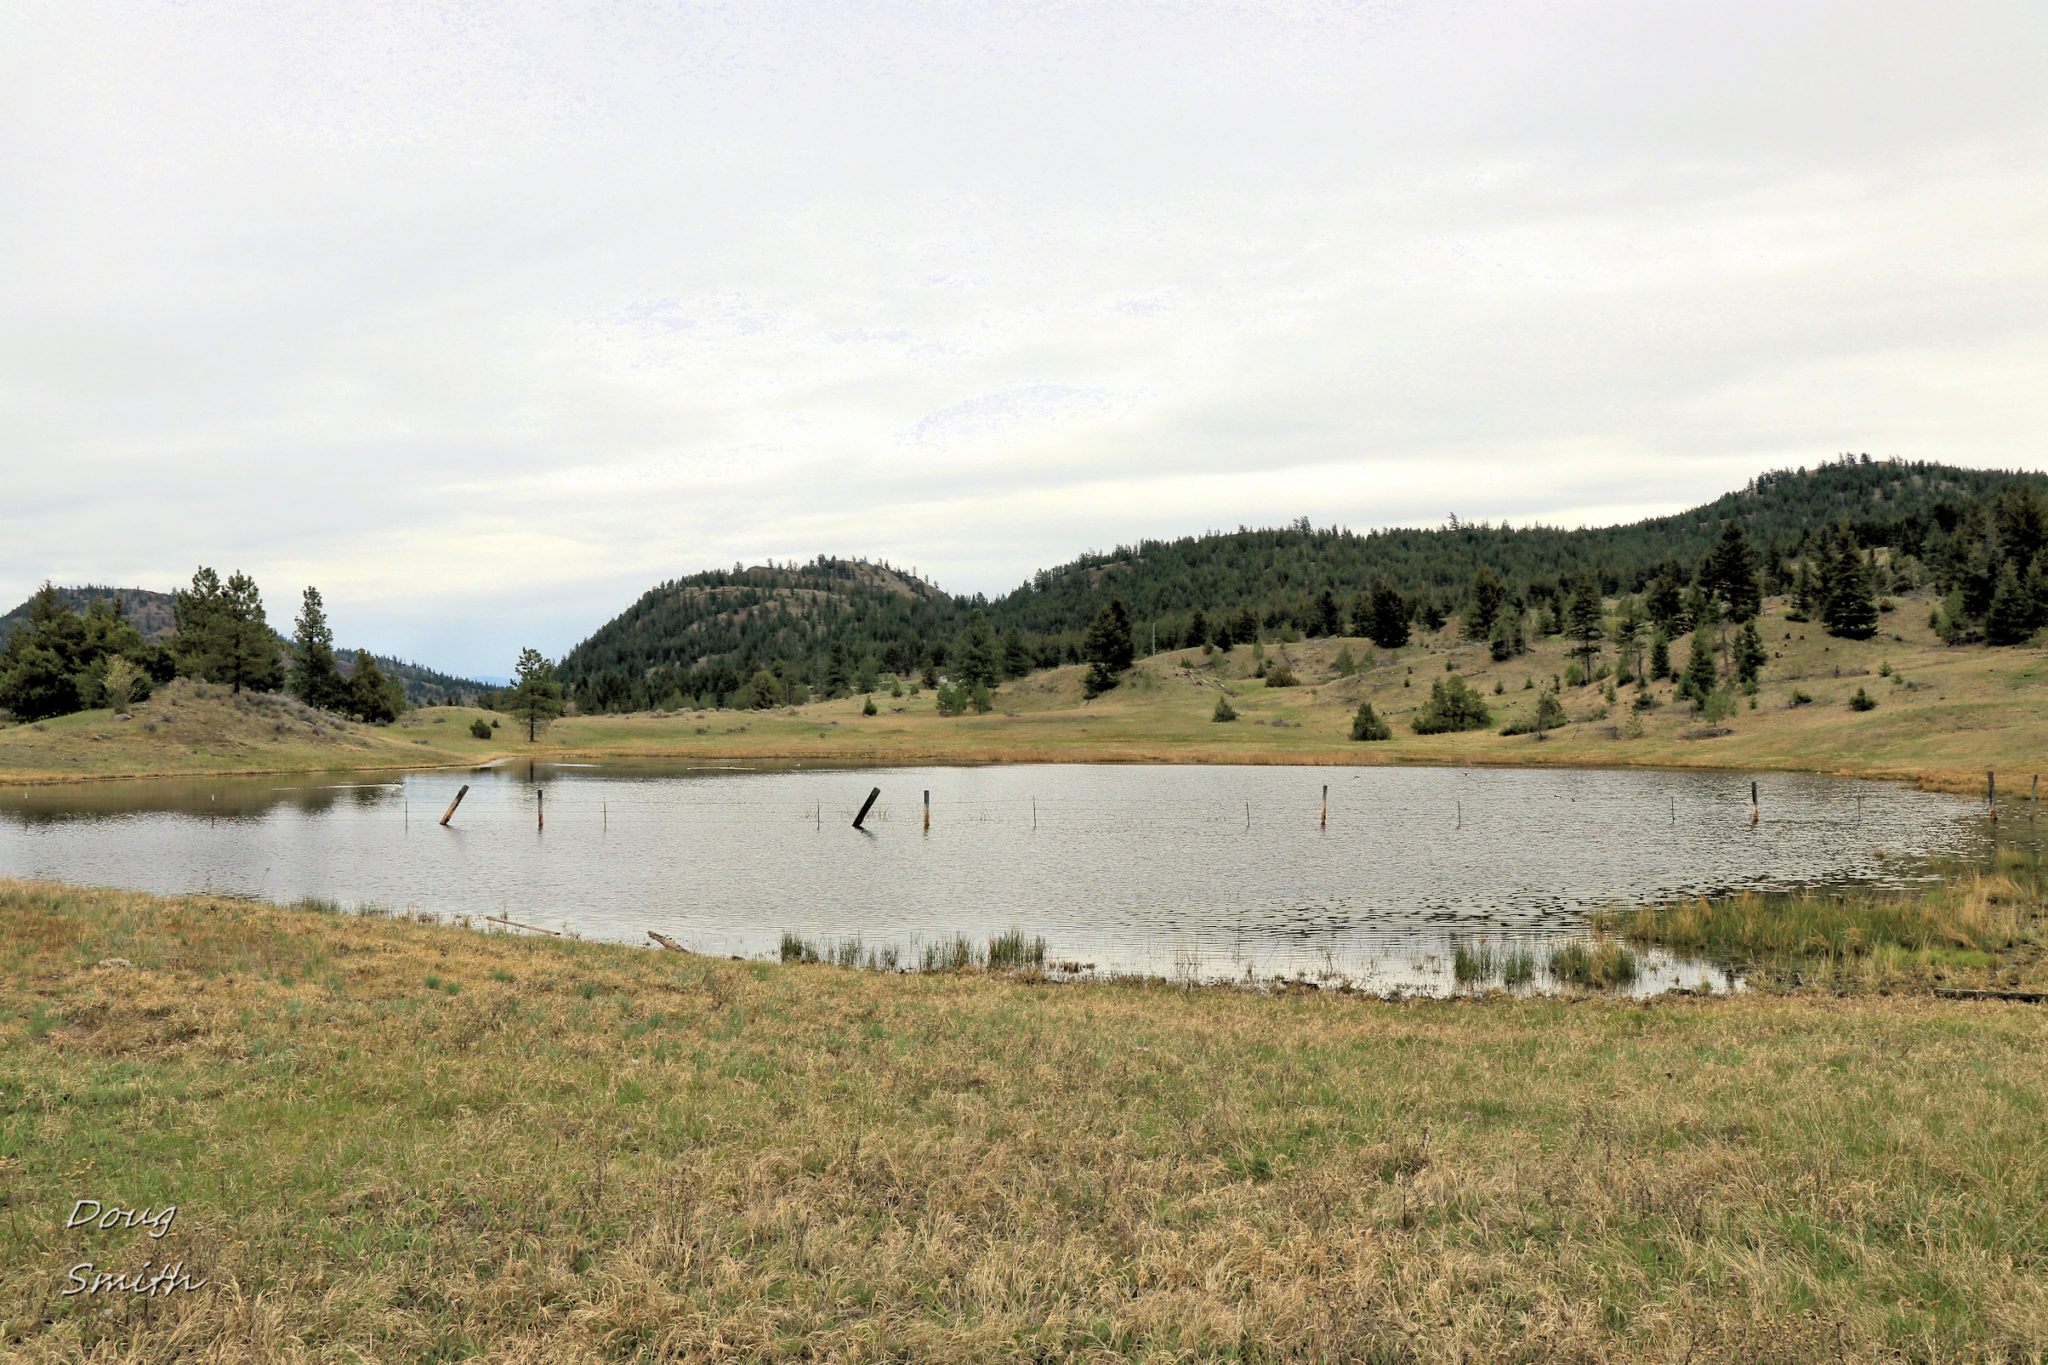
[831,935,865,969]
[779,932,822,964]
[1451,941,1497,984]
[986,928,1047,970]
[1546,940,1639,989]
[921,933,980,972]
[1501,949,1536,987]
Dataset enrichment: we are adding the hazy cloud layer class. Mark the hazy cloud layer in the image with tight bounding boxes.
[3,1,2044,675]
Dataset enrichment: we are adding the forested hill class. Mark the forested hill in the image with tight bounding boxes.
[992,458,2044,637]
[0,586,488,707]
[557,456,2048,713]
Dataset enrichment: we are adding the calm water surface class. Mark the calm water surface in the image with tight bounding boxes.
[0,761,1995,993]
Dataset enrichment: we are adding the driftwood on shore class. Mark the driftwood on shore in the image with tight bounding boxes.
[647,931,686,952]
[1935,987,2048,1004]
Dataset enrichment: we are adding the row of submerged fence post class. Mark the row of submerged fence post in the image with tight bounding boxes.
[430,771,2045,836]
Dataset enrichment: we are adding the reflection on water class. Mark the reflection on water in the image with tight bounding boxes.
[0,761,1997,994]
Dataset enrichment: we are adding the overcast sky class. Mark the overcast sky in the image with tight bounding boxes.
[4,1,2045,677]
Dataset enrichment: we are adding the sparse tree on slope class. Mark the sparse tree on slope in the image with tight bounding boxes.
[505,648,565,741]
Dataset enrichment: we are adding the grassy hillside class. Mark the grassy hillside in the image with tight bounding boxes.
[507,588,2048,797]
[556,457,2048,713]
[0,678,498,783]
[2,879,2043,1361]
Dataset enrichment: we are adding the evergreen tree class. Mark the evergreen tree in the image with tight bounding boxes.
[291,587,348,711]
[1185,609,1209,648]
[172,567,281,693]
[1082,596,1135,673]
[1365,582,1410,649]
[346,651,403,723]
[1609,604,1644,684]
[1533,689,1567,735]
[1211,695,1237,722]
[1733,618,1767,688]
[824,641,853,698]
[955,608,999,689]
[1464,565,1507,639]
[1333,645,1356,676]
[1349,700,1391,741]
[0,584,89,720]
[1679,628,1720,704]
[1984,562,2036,646]
[1312,587,1341,638]
[1000,630,1032,680]
[1643,570,1683,628]
[1649,628,1671,681]
[1821,539,1879,640]
[1564,574,1604,675]
[1702,520,1762,621]
[505,648,565,741]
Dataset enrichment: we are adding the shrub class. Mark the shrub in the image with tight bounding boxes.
[1264,661,1299,687]
[469,718,492,739]
[862,696,878,716]
[1848,687,1877,712]
[1789,689,1813,706]
[1411,675,1493,734]
[1349,701,1390,741]
[1212,696,1237,723]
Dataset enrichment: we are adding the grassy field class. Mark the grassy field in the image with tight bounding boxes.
[5,592,2047,796]
[2,879,2045,1362]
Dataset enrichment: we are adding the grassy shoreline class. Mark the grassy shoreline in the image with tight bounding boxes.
[4,879,2047,1361]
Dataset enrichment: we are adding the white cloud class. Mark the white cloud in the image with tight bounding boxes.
[1,0,2044,675]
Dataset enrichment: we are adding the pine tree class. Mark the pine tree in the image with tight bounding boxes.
[505,648,565,741]
[1733,618,1767,688]
[1702,520,1761,622]
[1679,628,1720,705]
[1333,645,1356,676]
[955,608,999,689]
[1411,675,1492,734]
[1313,587,1341,638]
[346,650,403,723]
[1984,562,2036,646]
[1821,539,1879,640]
[1000,630,1032,680]
[172,567,280,693]
[291,586,347,711]
[1464,565,1506,639]
[1349,700,1391,740]
[1565,574,1604,675]
[1211,695,1237,722]
[824,642,852,698]
[1186,609,1209,648]
[1366,583,1410,649]
[1082,597,1134,674]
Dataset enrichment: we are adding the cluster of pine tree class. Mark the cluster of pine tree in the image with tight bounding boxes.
[0,586,174,721]
[0,570,411,726]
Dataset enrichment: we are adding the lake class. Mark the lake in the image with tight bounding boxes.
[0,761,1996,993]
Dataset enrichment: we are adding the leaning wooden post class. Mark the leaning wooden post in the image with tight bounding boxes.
[923,789,930,832]
[1751,780,1759,826]
[1321,784,1328,830]
[854,786,881,830]
[439,784,469,827]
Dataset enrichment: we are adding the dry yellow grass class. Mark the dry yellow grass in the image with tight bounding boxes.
[4,880,2046,1362]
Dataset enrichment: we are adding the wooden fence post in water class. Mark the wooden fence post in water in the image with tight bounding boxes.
[1989,770,1997,824]
[537,789,544,832]
[1751,780,1759,826]
[440,785,468,826]
[854,786,881,830]
[923,789,930,832]
[2032,774,2039,822]
[1321,784,1328,830]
